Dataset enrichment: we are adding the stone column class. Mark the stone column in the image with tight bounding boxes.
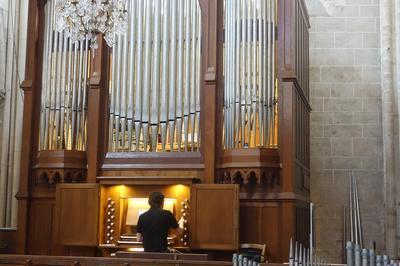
[395,0,400,258]
[380,0,399,258]
[0,0,28,228]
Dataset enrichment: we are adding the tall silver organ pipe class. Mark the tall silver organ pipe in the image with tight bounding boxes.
[39,0,90,151]
[223,0,277,149]
[109,0,202,152]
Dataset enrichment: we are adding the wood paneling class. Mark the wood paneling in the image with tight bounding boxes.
[0,229,16,254]
[240,203,281,262]
[239,201,309,263]
[239,206,262,244]
[190,184,239,250]
[262,206,280,262]
[54,184,99,246]
[27,201,53,255]
[295,204,310,247]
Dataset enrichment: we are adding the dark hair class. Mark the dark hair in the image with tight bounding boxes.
[148,192,164,208]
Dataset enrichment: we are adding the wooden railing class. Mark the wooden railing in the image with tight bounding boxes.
[0,255,272,266]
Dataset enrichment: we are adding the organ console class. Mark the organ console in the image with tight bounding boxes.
[16,0,310,262]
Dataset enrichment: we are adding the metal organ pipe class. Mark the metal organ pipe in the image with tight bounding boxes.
[59,34,68,149]
[39,0,90,151]
[160,0,170,152]
[127,0,136,151]
[121,32,129,150]
[234,0,241,148]
[49,3,58,149]
[176,0,184,152]
[142,0,152,152]
[258,0,264,146]
[150,0,161,152]
[108,0,202,153]
[251,0,257,147]
[240,0,246,148]
[195,3,201,151]
[109,33,117,151]
[223,0,277,149]
[134,0,144,151]
[271,0,276,145]
[183,0,191,152]
[55,29,61,148]
[40,0,51,150]
[75,39,84,149]
[263,0,268,147]
[70,38,78,149]
[114,34,122,151]
[190,0,197,151]
[224,0,230,148]
[81,39,89,149]
[246,0,252,147]
[168,0,178,151]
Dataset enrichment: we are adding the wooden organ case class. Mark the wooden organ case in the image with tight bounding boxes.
[15,0,310,262]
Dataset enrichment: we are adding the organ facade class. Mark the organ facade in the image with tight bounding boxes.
[15,0,310,262]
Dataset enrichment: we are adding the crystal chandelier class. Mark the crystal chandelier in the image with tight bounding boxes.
[55,0,128,49]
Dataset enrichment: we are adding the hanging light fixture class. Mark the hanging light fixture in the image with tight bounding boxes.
[55,0,128,49]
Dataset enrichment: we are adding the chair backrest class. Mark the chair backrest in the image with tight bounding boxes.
[115,251,208,261]
[239,243,266,262]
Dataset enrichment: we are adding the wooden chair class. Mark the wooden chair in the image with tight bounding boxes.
[239,243,266,262]
[115,251,209,261]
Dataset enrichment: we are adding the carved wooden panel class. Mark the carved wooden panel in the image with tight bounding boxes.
[54,184,99,246]
[35,169,86,186]
[34,151,87,186]
[189,184,239,250]
[217,168,280,188]
[240,202,280,262]
[27,201,54,255]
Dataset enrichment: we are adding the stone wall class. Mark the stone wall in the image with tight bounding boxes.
[306,0,384,262]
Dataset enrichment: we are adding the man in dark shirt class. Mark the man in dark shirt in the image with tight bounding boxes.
[136,192,182,252]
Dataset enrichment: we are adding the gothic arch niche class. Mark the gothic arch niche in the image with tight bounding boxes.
[51,172,62,185]
[38,171,49,185]
[246,171,258,186]
[232,171,244,185]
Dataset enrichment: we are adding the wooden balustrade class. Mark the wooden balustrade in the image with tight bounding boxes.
[0,254,273,266]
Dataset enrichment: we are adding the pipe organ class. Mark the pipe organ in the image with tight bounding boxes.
[17,0,311,263]
[109,0,202,152]
[39,0,90,151]
[223,0,277,149]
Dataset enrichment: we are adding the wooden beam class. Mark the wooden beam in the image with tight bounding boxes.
[16,0,42,254]
[87,37,110,182]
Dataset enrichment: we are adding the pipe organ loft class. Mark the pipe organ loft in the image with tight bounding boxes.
[0,0,310,264]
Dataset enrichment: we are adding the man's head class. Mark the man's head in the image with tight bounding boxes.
[148,192,165,209]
